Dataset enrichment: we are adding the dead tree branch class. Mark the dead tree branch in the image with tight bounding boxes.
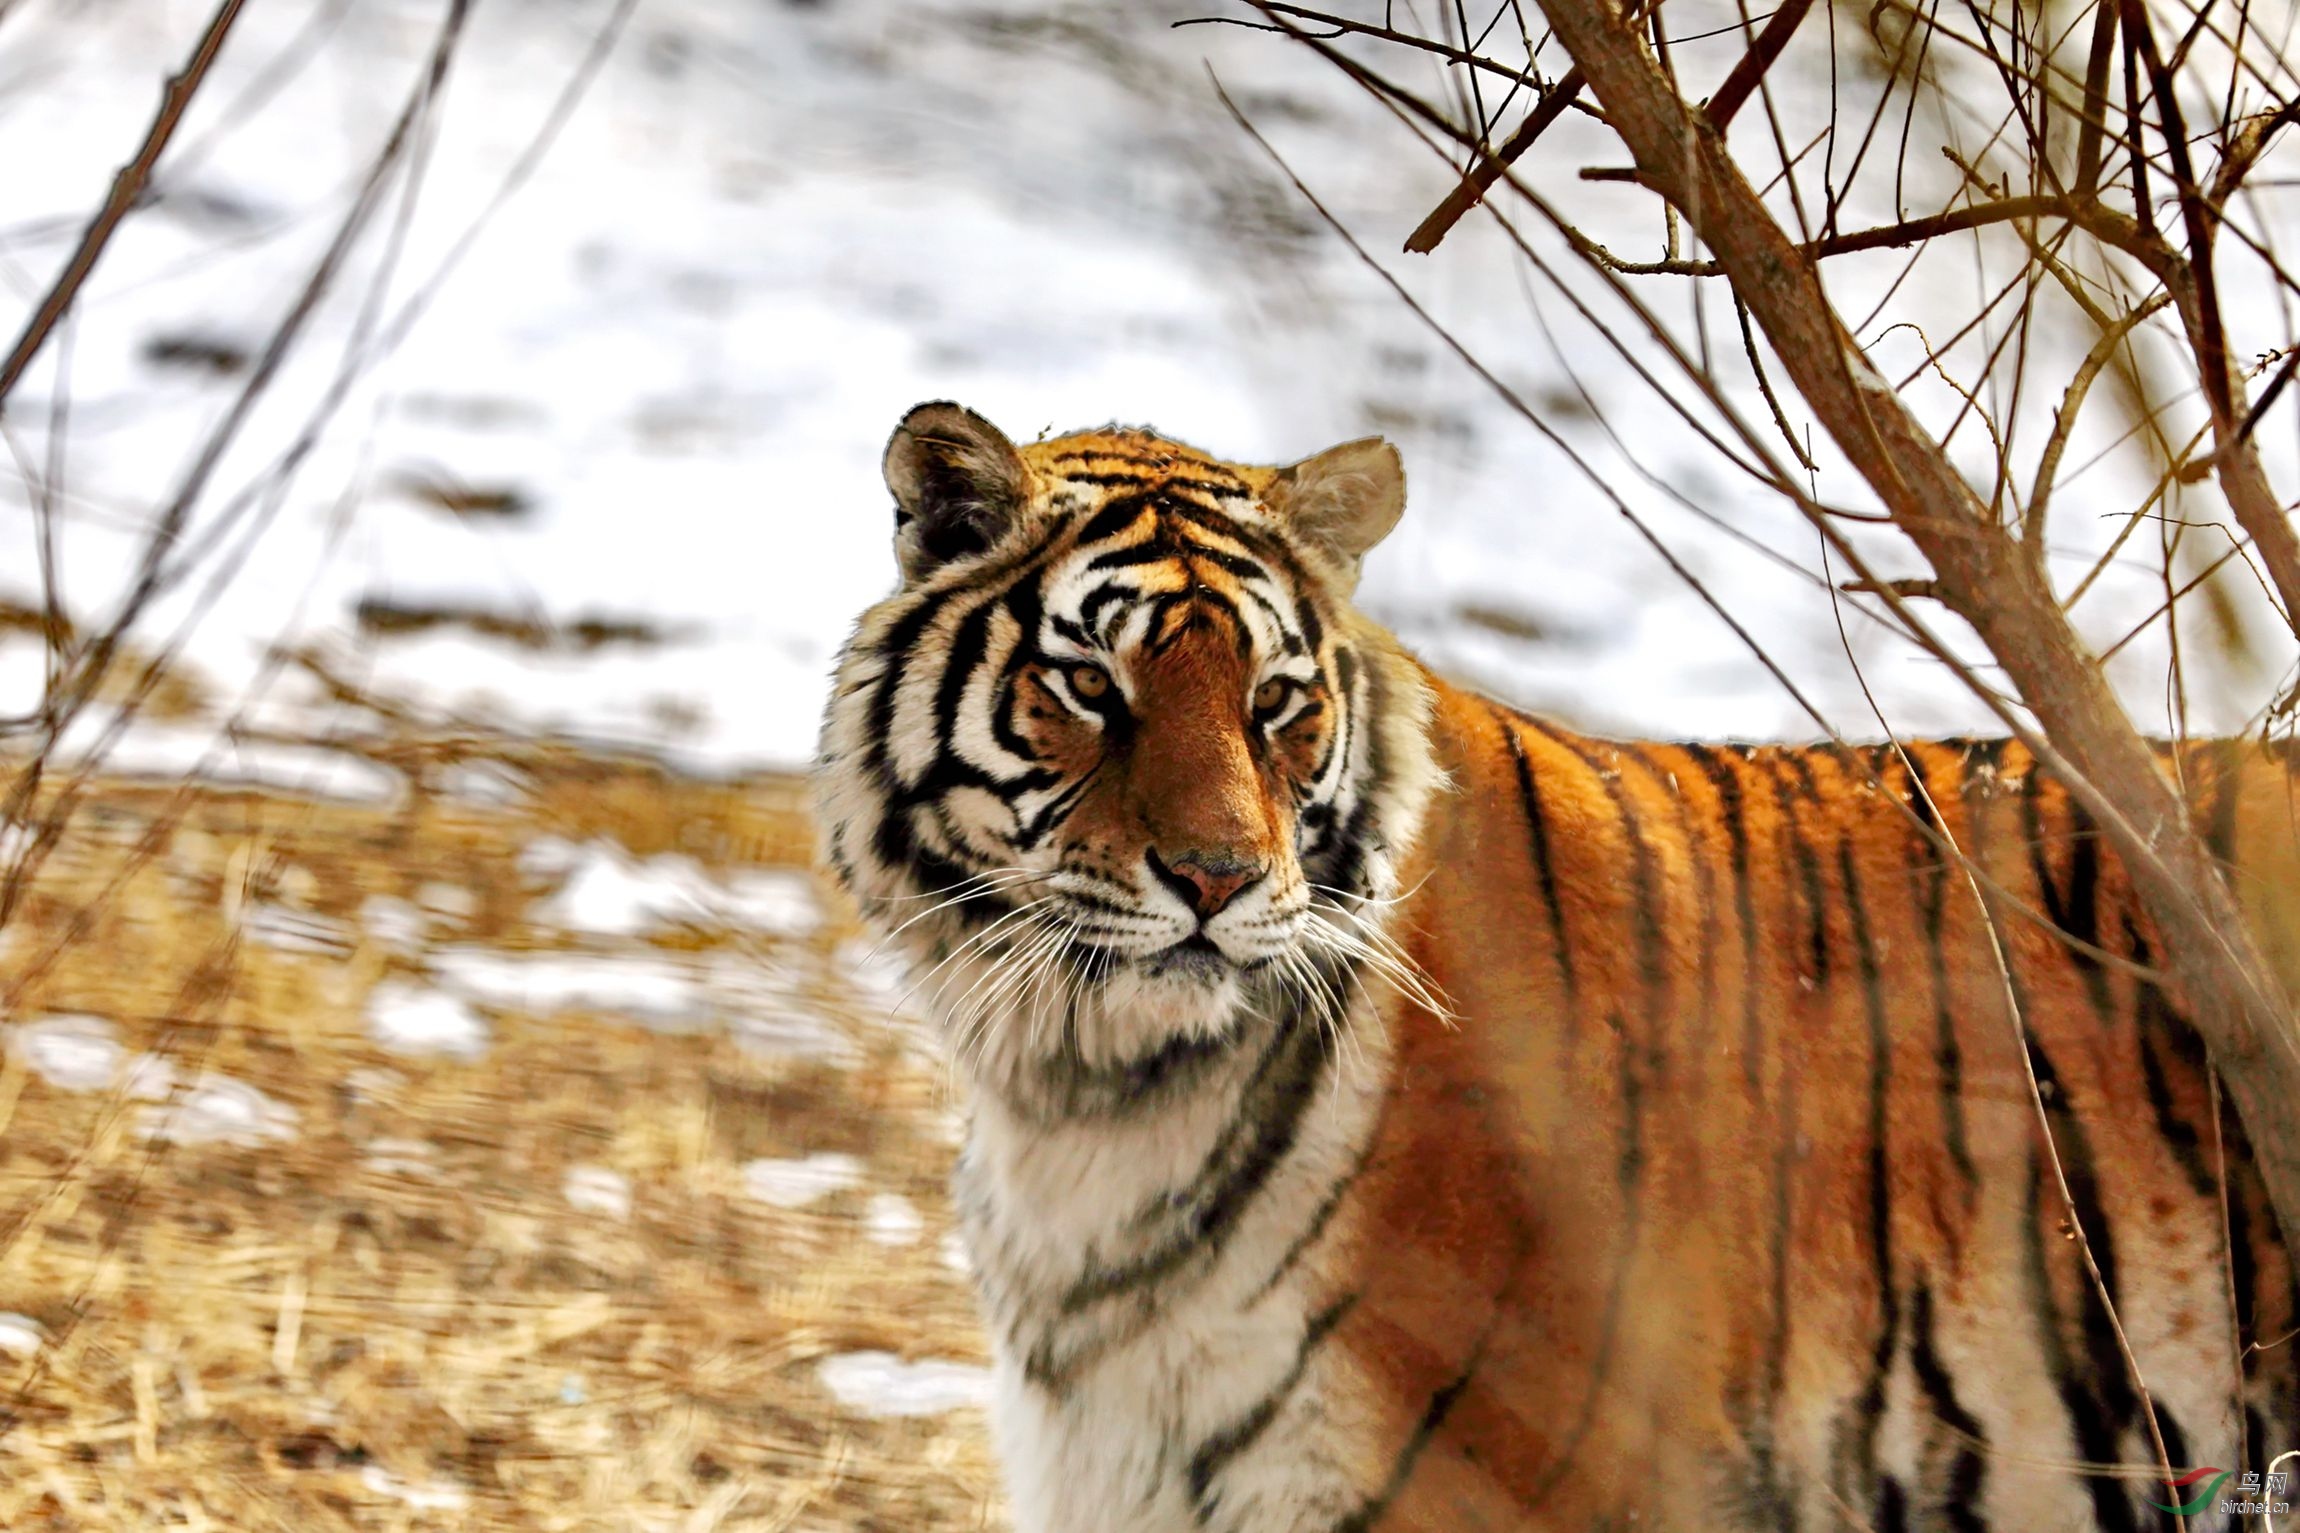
[1527,0,2300,1237]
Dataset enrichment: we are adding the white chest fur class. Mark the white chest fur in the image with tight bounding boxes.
[953,1004,1390,1533]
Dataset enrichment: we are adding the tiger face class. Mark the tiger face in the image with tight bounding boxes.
[817,403,1439,1084]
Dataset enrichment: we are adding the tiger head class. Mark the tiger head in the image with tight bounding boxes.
[816,402,1440,1089]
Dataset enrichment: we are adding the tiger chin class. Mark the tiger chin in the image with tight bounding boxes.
[816,401,2300,1532]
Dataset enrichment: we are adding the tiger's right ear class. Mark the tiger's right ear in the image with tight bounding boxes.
[883,402,1030,583]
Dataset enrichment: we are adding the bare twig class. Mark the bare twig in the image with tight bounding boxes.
[1404,65,1587,253]
[0,0,245,412]
[1705,0,1816,129]
[2073,0,2118,195]
[2026,293,2172,551]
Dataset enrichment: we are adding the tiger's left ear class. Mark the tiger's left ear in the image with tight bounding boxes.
[883,402,1031,584]
[1265,436,1405,589]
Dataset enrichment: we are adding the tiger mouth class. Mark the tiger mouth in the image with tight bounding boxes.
[1144,933,1231,979]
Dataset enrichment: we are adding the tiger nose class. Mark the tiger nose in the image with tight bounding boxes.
[1146,848,1265,919]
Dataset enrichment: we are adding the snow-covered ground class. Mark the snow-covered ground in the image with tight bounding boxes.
[0,0,2292,776]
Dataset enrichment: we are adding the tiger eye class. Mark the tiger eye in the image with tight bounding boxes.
[1069,664,1112,700]
[1254,678,1289,714]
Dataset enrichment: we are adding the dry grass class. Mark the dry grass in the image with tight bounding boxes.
[0,737,1000,1530]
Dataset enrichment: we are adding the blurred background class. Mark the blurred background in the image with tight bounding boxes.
[0,0,2293,1525]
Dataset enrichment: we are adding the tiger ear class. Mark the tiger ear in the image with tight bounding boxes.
[1264,436,1404,588]
[883,402,1030,582]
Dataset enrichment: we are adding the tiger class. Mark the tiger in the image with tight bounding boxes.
[814,400,2300,1532]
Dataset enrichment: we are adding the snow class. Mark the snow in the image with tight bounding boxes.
[562,1164,634,1221]
[430,946,701,1027]
[422,944,856,1056]
[528,841,822,938]
[8,1015,131,1092]
[742,1152,864,1209]
[434,759,528,807]
[8,1015,176,1099]
[714,869,823,939]
[716,952,861,1062]
[815,1351,992,1418]
[358,1466,470,1514]
[0,1314,43,1360]
[864,1192,925,1248]
[728,997,856,1065]
[360,895,429,952]
[364,980,491,1059]
[137,1075,300,1148]
[242,902,358,956]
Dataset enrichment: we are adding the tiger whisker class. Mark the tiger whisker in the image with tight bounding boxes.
[869,867,1055,954]
[904,896,1061,1018]
[1307,897,1454,1023]
[948,911,1068,1081]
[1307,870,1436,909]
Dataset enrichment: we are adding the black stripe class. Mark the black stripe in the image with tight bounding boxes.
[865,585,958,756]
[1327,1232,1534,1533]
[1027,1024,1242,1122]
[1764,751,1831,990]
[989,583,1048,765]
[1088,537,1189,573]
[1839,832,1902,1524]
[2204,738,2244,863]
[1300,643,1356,799]
[1013,772,1096,851]
[1899,748,1980,1205]
[2013,1010,2141,1533]
[1908,1285,1989,1533]
[2123,915,2220,1200]
[1194,544,1272,584]
[1164,497,1278,554]
[1641,748,1715,1084]
[1032,998,1343,1386]
[1048,446,1239,476]
[1187,1293,1359,1519]
[1247,1092,1388,1305]
[1316,650,1382,899]
[1683,743,1761,1093]
[1607,1011,1650,1188]
[1062,469,1249,498]
[1521,715,1666,1007]
[1876,1479,1909,1533]
[2022,766,2112,1020]
[2146,1410,2196,1533]
[1495,708,1578,1023]
[1079,581,1131,636]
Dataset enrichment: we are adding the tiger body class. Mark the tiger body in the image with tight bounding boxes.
[815,403,2300,1532]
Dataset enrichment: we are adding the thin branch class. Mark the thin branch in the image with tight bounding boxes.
[2124,0,2231,423]
[0,0,246,412]
[1404,65,1587,253]
[1705,0,1815,129]
[2073,0,2117,194]
[2027,293,2173,552]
